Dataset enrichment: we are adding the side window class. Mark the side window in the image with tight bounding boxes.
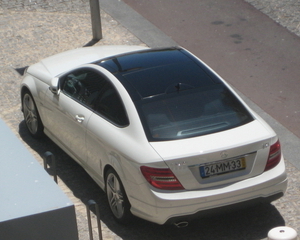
[62,69,105,109]
[61,68,129,126]
[94,82,129,126]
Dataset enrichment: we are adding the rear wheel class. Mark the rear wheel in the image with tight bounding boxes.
[22,91,44,138]
[105,168,132,223]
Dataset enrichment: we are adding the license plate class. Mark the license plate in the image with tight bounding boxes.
[199,157,246,178]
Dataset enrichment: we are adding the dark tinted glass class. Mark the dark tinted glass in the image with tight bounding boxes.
[123,61,214,99]
[137,85,253,141]
[61,69,129,126]
[96,48,222,101]
[93,82,129,126]
[98,48,190,74]
[62,69,105,108]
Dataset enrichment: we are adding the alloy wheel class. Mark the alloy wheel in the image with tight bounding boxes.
[23,92,43,138]
[106,171,125,219]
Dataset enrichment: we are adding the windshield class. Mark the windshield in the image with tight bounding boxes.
[136,85,254,141]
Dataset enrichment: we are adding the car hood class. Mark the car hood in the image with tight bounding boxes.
[149,119,277,189]
[26,45,148,83]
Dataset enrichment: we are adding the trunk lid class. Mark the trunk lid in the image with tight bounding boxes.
[149,120,276,190]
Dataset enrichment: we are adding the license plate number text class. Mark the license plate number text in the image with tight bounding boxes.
[200,158,246,178]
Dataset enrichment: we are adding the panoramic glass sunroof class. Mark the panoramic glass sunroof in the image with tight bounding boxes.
[97,48,219,99]
[123,61,215,99]
[98,48,188,73]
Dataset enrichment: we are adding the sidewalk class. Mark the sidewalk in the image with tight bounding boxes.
[0,3,144,240]
[0,1,300,239]
[245,0,300,38]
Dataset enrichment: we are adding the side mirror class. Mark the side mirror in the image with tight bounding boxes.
[49,77,60,95]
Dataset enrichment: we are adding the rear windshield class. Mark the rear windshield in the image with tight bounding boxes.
[136,85,254,141]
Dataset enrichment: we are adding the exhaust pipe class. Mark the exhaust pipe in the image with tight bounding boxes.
[174,221,189,228]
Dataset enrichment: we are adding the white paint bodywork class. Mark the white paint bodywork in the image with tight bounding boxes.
[21,45,287,225]
[27,45,149,83]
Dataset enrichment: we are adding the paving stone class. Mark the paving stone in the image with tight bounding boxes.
[0,3,144,240]
[1,1,299,239]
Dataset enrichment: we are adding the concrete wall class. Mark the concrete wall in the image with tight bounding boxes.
[0,119,78,240]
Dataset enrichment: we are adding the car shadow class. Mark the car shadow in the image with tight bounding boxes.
[18,120,285,240]
[14,66,28,76]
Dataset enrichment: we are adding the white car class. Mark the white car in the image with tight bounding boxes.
[21,45,287,226]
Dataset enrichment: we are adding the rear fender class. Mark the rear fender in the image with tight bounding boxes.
[104,152,138,197]
[107,153,125,180]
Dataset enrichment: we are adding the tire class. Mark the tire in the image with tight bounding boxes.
[22,91,44,138]
[105,168,132,223]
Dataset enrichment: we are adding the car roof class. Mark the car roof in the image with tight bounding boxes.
[96,47,222,101]
[27,45,148,81]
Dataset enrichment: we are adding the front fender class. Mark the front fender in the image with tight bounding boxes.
[21,74,49,120]
[21,74,38,108]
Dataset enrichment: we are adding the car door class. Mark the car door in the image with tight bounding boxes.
[85,76,130,185]
[43,68,103,164]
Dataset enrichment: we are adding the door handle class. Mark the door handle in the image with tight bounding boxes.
[75,115,85,123]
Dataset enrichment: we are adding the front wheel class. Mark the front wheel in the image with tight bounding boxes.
[105,169,132,223]
[22,91,44,138]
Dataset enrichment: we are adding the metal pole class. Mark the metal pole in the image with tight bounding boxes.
[94,202,103,240]
[86,203,94,240]
[89,0,103,41]
[86,200,103,240]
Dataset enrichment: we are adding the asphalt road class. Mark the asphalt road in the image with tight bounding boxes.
[100,1,300,238]
[121,0,300,141]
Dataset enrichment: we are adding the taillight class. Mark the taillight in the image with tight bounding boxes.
[140,166,184,190]
[264,140,281,171]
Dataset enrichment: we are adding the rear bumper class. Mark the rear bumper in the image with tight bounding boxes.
[164,192,284,225]
[129,160,287,225]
